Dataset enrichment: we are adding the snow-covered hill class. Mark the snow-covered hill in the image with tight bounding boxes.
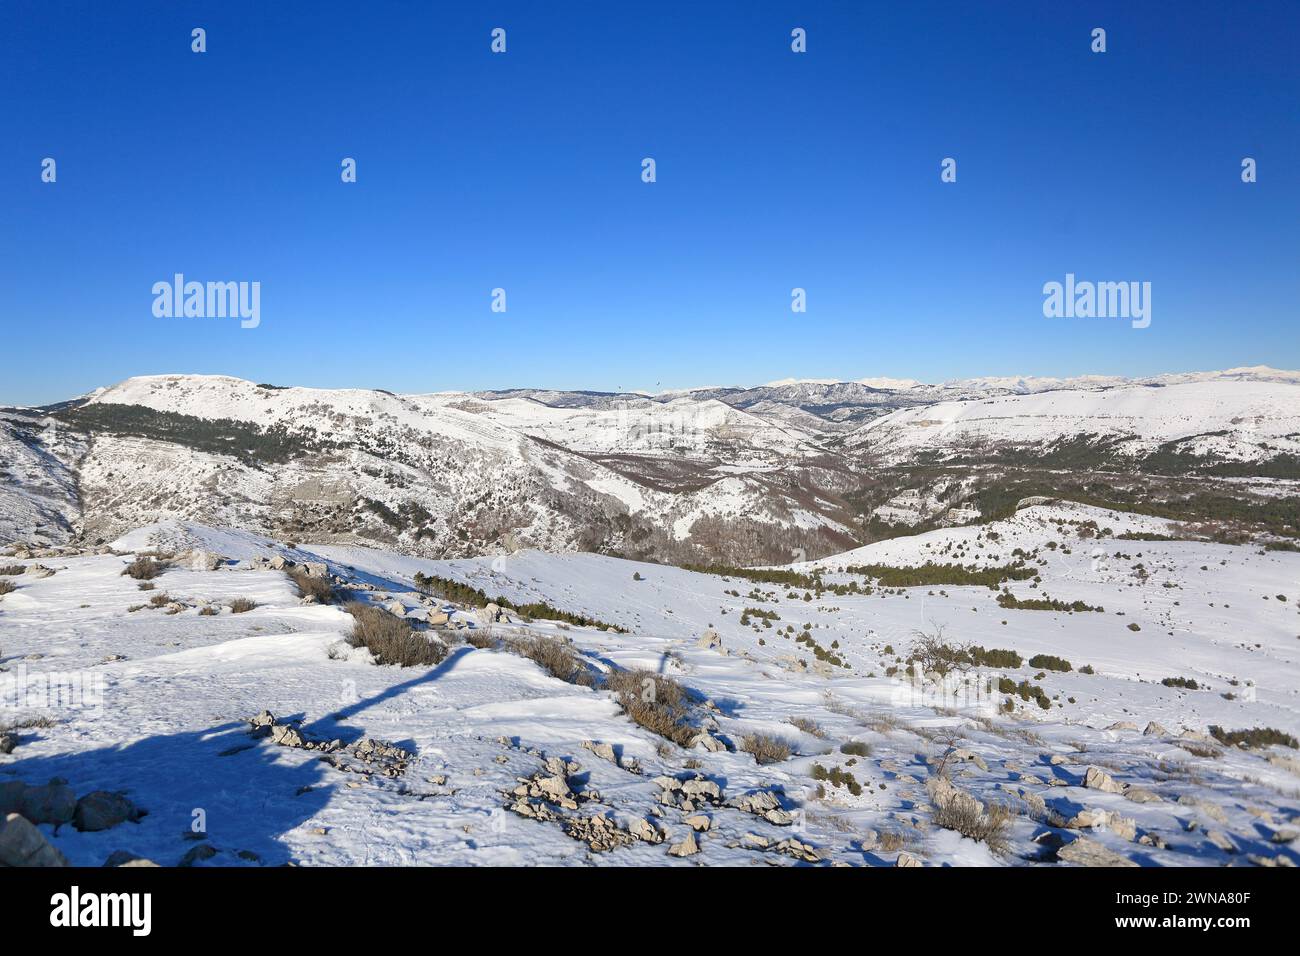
[2,501,1297,867]
[2,368,1299,562]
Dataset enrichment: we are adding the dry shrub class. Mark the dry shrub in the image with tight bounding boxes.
[122,556,166,580]
[198,605,219,616]
[741,733,792,765]
[508,635,594,686]
[931,784,1013,855]
[288,568,336,604]
[878,830,906,852]
[345,601,446,667]
[148,592,172,608]
[787,716,826,738]
[228,597,257,613]
[465,629,498,650]
[0,564,25,576]
[0,579,15,596]
[605,668,698,747]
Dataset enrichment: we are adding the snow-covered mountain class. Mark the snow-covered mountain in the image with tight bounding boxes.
[2,367,1298,561]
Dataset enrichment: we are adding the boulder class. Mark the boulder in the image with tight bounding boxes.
[0,732,16,755]
[1057,836,1137,867]
[1143,721,1169,737]
[303,562,328,578]
[697,629,722,650]
[20,782,76,826]
[103,849,158,867]
[427,611,450,627]
[74,792,141,832]
[1083,766,1125,794]
[667,831,699,857]
[684,814,712,832]
[895,851,922,867]
[0,812,68,866]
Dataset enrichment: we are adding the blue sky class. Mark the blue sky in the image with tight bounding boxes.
[1,1,1297,405]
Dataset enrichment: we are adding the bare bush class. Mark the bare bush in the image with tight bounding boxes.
[0,579,15,596]
[605,669,698,747]
[345,601,446,667]
[786,716,826,738]
[228,598,257,613]
[122,556,166,580]
[507,635,594,685]
[288,568,336,604]
[0,564,25,576]
[740,733,792,765]
[930,781,1013,854]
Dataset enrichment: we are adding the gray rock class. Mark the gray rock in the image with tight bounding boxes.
[178,843,219,867]
[103,849,157,867]
[667,831,699,857]
[0,812,68,866]
[0,732,16,755]
[20,783,77,826]
[1084,766,1125,794]
[74,792,141,832]
[1057,836,1138,867]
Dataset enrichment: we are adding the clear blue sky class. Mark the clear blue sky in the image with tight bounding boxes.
[2,1,1297,405]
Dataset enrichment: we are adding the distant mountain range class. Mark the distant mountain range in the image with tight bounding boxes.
[3,367,1298,562]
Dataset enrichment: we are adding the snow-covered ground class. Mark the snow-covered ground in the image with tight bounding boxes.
[2,502,1298,867]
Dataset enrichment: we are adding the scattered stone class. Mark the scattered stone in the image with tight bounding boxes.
[1057,836,1138,867]
[895,852,922,867]
[1206,830,1238,853]
[178,843,219,867]
[1124,787,1162,804]
[697,629,722,650]
[629,818,663,844]
[1177,795,1228,823]
[950,748,989,772]
[564,814,638,852]
[684,814,712,832]
[667,831,699,857]
[103,850,157,867]
[1083,766,1125,794]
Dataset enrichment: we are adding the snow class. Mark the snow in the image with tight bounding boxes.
[4,502,1299,867]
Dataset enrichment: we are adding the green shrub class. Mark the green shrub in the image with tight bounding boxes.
[1028,654,1072,672]
[1208,726,1298,750]
[1161,676,1199,690]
